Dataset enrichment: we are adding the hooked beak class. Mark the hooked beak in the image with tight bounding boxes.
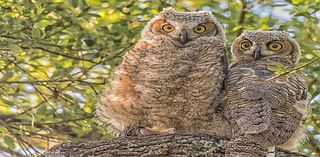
[179,29,189,45]
[252,46,262,60]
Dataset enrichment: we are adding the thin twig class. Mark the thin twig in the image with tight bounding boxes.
[21,46,98,64]
[0,79,106,85]
[8,125,66,141]
[7,61,102,119]
[10,58,56,92]
[0,35,24,41]
[10,115,94,126]
[0,34,99,63]
[37,41,86,51]
[16,136,42,156]
[265,56,320,82]
[0,119,35,156]
[0,145,27,157]
[159,0,173,6]
[16,139,31,157]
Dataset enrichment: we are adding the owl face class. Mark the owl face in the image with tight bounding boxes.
[142,8,225,47]
[232,30,301,64]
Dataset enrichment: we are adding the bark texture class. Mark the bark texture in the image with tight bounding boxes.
[43,134,307,157]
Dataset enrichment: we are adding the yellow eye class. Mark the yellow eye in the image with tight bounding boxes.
[162,24,175,33]
[240,40,252,50]
[268,42,283,51]
[194,25,206,33]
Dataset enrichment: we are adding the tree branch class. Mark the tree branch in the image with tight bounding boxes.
[43,134,307,157]
[237,0,248,36]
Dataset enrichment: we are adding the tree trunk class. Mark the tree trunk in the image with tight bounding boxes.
[43,134,307,157]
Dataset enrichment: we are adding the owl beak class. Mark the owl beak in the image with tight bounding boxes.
[179,29,189,45]
[253,47,262,60]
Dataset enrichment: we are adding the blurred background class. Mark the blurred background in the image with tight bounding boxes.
[0,0,319,156]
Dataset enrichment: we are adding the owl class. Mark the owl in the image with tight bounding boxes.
[223,30,310,156]
[97,8,231,137]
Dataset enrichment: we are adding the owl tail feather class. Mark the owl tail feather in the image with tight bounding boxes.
[225,137,268,157]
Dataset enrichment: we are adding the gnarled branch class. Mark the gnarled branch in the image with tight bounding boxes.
[43,134,307,157]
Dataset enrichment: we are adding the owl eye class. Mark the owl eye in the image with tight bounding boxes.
[268,42,283,51]
[162,24,175,33]
[194,25,206,33]
[240,40,252,50]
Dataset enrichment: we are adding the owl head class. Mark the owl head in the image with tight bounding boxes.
[232,30,301,65]
[141,7,225,47]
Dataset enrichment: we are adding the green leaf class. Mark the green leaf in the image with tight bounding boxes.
[32,28,42,40]
[37,104,48,115]
[0,126,8,134]
[4,135,15,149]
[291,0,301,5]
[267,63,287,75]
[232,26,242,31]
[0,71,14,81]
[9,45,23,53]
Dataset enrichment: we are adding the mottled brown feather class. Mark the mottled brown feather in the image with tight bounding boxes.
[224,30,310,156]
[97,8,231,137]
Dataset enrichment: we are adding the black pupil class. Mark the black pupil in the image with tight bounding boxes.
[243,43,250,48]
[167,26,172,30]
[197,27,202,31]
[272,44,278,48]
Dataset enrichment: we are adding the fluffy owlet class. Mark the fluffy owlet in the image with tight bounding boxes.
[97,8,230,137]
[223,30,310,156]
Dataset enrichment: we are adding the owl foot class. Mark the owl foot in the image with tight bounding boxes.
[122,125,145,136]
[140,126,176,135]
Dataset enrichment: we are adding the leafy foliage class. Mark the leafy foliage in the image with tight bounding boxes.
[0,0,319,156]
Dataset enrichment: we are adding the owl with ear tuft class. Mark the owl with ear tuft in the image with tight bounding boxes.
[96,7,231,137]
[223,30,310,157]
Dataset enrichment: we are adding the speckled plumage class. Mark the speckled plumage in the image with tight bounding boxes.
[223,30,310,157]
[97,8,230,137]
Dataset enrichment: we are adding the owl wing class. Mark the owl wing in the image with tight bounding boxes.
[234,71,308,138]
[97,40,149,135]
[224,67,272,135]
[264,71,308,110]
[261,72,309,145]
[226,93,272,135]
[226,71,308,136]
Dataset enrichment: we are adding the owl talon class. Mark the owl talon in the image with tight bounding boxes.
[122,125,145,136]
[140,126,176,135]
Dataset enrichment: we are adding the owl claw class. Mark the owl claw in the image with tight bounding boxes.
[122,125,146,136]
[166,127,176,134]
[140,126,176,135]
